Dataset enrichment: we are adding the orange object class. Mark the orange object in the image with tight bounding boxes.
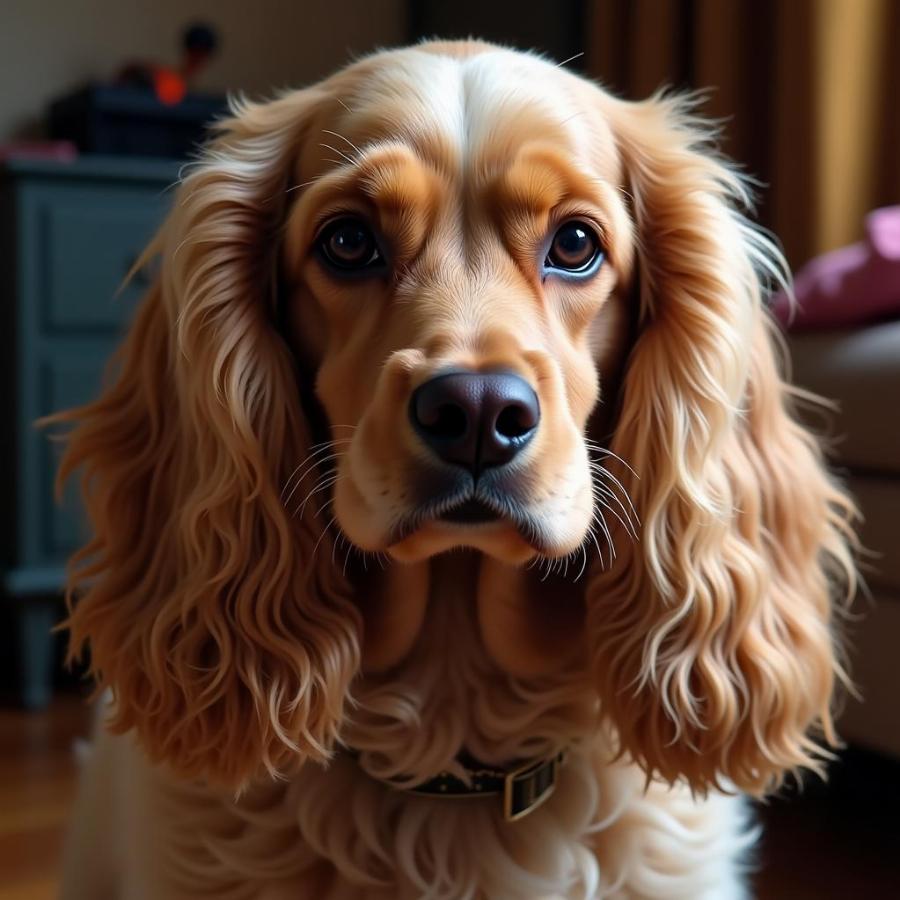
[153,68,186,106]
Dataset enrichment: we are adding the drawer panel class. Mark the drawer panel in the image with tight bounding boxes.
[34,347,117,559]
[27,182,165,334]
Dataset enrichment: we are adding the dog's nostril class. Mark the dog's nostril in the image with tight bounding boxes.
[495,403,537,439]
[424,403,468,439]
[410,371,540,475]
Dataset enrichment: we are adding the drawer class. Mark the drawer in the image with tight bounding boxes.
[23,181,165,335]
[22,346,119,563]
[1,157,179,595]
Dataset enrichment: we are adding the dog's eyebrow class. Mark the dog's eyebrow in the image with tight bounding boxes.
[491,149,607,214]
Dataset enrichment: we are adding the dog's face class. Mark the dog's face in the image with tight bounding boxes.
[282,44,634,564]
[59,41,855,795]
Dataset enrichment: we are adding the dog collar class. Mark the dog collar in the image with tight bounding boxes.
[403,750,568,822]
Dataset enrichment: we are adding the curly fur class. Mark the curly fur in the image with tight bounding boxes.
[57,93,361,787]
[587,97,857,794]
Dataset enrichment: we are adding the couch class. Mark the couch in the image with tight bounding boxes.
[790,320,900,757]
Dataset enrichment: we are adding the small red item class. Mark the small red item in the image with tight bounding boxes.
[153,69,187,106]
[115,22,218,106]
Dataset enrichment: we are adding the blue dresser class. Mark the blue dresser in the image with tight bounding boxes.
[0,155,181,706]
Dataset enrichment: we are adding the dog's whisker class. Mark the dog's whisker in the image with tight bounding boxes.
[589,525,607,571]
[589,461,639,509]
[595,481,640,535]
[591,478,637,531]
[556,51,585,68]
[283,452,344,509]
[587,458,640,525]
[284,178,321,195]
[321,129,364,157]
[282,437,351,479]
[590,467,638,517]
[593,508,616,567]
[574,543,589,582]
[311,514,340,561]
[311,482,342,521]
[539,556,553,582]
[310,436,355,450]
[294,472,340,519]
[332,526,344,568]
[342,542,353,579]
[583,519,608,571]
[585,442,640,479]
[281,442,350,501]
[319,143,357,166]
[587,458,638,513]
[590,481,638,540]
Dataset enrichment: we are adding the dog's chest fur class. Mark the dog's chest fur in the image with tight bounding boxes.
[145,554,600,896]
[119,555,748,899]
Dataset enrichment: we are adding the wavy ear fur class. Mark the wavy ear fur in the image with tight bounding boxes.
[56,92,361,789]
[588,95,857,795]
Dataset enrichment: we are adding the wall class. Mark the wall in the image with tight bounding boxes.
[0,0,407,140]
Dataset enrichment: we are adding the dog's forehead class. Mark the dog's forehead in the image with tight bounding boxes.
[326,46,622,184]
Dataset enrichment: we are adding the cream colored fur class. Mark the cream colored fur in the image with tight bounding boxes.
[62,559,754,900]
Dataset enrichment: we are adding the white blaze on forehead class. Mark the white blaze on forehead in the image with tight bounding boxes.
[458,50,586,157]
[347,46,592,169]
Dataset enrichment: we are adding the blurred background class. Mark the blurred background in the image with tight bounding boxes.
[0,1,898,897]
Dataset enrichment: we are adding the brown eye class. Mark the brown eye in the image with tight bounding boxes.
[545,220,603,275]
[317,217,384,272]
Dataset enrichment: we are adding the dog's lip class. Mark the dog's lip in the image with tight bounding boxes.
[438,497,501,525]
[389,487,548,551]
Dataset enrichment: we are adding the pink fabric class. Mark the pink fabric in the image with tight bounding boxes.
[772,206,900,331]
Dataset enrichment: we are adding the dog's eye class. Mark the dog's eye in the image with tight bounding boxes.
[545,221,604,276]
[317,217,384,272]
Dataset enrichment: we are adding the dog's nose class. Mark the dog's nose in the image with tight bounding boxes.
[409,371,540,475]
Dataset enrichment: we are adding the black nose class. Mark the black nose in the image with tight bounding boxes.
[409,371,540,476]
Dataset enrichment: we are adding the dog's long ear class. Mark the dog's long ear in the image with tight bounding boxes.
[587,94,857,795]
[56,91,361,789]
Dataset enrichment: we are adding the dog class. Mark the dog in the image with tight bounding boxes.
[57,40,857,899]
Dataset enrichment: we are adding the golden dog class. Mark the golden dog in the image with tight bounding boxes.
[58,40,856,899]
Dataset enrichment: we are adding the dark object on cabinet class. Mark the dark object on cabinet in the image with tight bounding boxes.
[49,84,227,158]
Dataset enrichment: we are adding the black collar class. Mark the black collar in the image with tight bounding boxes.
[397,750,568,822]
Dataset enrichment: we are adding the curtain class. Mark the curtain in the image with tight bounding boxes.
[586,0,900,269]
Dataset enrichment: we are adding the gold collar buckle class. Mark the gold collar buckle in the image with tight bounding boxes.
[502,750,567,822]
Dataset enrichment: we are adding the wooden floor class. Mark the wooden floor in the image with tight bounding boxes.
[0,695,90,900]
[1,695,898,899]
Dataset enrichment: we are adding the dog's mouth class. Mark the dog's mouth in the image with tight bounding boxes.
[438,497,500,524]
[388,478,551,555]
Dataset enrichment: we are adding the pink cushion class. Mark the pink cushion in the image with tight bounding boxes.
[772,206,900,331]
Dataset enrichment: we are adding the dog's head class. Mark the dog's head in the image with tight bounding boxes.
[277,43,636,567]
[59,42,856,794]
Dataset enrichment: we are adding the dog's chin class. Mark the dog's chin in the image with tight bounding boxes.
[334,470,591,565]
[386,519,537,564]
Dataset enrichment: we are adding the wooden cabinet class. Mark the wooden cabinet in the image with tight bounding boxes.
[0,156,179,707]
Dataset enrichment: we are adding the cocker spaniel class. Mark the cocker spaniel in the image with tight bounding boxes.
[58,40,857,900]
